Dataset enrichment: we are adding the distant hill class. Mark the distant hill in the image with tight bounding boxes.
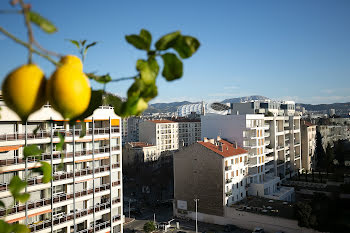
[221,95,269,103]
[297,102,350,115]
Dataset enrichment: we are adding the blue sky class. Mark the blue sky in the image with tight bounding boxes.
[0,0,349,104]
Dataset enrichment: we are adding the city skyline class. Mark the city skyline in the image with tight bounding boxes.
[0,0,349,104]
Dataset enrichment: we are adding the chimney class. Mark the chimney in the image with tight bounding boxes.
[234,142,237,149]
[217,136,221,141]
[209,139,215,144]
[218,143,223,152]
[203,137,208,142]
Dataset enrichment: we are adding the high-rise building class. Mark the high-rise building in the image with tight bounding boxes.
[300,121,316,171]
[174,138,248,217]
[172,118,201,147]
[139,120,179,153]
[0,97,123,233]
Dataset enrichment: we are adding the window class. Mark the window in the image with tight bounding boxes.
[236,170,238,176]
[235,158,238,164]
[231,171,234,177]
[240,157,242,163]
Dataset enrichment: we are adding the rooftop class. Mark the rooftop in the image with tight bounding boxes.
[198,138,247,158]
[149,120,176,123]
[128,142,155,148]
[302,121,315,127]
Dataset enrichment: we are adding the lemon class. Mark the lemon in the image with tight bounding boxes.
[2,64,46,121]
[47,63,91,119]
[59,55,83,71]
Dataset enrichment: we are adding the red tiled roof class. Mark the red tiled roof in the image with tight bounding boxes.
[198,139,247,158]
[149,120,175,123]
[129,142,155,148]
[303,121,314,127]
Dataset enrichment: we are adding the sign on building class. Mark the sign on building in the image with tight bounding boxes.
[177,200,187,210]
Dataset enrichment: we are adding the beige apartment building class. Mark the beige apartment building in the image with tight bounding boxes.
[172,118,201,147]
[301,121,316,171]
[174,137,248,217]
[122,142,159,167]
[0,99,123,233]
[139,120,179,153]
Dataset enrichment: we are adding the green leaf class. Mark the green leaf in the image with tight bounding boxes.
[86,73,112,84]
[67,39,80,49]
[56,133,65,151]
[0,220,11,233]
[161,53,183,81]
[127,78,144,99]
[84,42,97,55]
[136,58,159,85]
[121,96,148,117]
[39,162,52,183]
[12,223,30,233]
[70,90,104,122]
[80,40,87,47]
[155,31,180,50]
[103,93,123,116]
[140,29,152,50]
[0,200,5,209]
[9,176,30,203]
[173,35,200,59]
[140,83,158,102]
[80,122,86,138]
[29,11,57,34]
[125,35,149,51]
[23,145,42,159]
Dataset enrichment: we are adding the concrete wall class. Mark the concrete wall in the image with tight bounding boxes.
[176,208,318,233]
[139,121,156,145]
[174,143,225,216]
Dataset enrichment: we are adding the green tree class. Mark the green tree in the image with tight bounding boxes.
[143,221,156,233]
[315,131,326,170]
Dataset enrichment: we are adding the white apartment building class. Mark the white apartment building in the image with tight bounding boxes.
[172,118,201,147]
[139,120,179,153]
[174,138,248,218]
[202,114,295,201]
[0,100,123,232]
[301,121,316,171]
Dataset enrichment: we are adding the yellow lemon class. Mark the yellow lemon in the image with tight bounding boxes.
[2,64,46,121]
[59,55,83,71]
[47,64,91,119]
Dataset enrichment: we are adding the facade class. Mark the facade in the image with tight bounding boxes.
[172,118,201,147]
[301,121,316,171]
[139,120,179,153]
[230,100,296,116]
[0,101,123,232]
[122,142,159,167]
[173,138,248,217]
[201,114,295,201]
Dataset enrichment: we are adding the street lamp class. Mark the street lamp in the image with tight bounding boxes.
[194,198,199,233]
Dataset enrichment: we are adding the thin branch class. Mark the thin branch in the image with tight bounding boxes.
[19,0,34,64]
[33,38,61,57]
[0,26,59,65]
[110,77,136,82]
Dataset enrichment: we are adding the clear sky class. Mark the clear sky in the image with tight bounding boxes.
[0,0,349,104]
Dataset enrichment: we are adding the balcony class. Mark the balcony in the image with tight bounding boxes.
[0,183,121,217]
[225,191,232,197]
[0,146,120,167]
[0,127,120,142]
[28,200,120,232]
[264,132,270,137]
[77,215,121,233]
[225,165,232,171]
[0,164,120,193]
[225,179,232,184]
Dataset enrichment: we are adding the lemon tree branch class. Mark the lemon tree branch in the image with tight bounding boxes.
[19,0,34,64]
[0,26,59,66]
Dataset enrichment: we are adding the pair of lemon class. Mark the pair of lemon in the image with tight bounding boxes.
[2,55,91,121]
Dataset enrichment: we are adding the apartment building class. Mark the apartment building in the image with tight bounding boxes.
[202,113,295,201]
[301,121,316,171]
[0,102,123,232]
[172,118,201,147]
[139,120,179,153]
[122,142,159,167]
[173,138,248,217]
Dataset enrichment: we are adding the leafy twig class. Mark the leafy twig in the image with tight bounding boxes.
[0,26,59,65]
[110,77,136,82]
[33,38,61,57]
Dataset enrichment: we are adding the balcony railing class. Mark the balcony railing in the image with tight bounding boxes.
[0,183,121,217]
[77,215,121,233]
[0,164,120,192]
[0,127,119,142]
[0,146,120,167]
[225,165,232,171]
[225,179,232,184]
[28,199,120,232]
[225,191,232,197]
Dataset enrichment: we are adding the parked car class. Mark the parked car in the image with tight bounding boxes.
[252,227,264,233]
[224,224,238,232]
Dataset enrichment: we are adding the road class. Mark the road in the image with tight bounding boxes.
[123,206,251,233]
